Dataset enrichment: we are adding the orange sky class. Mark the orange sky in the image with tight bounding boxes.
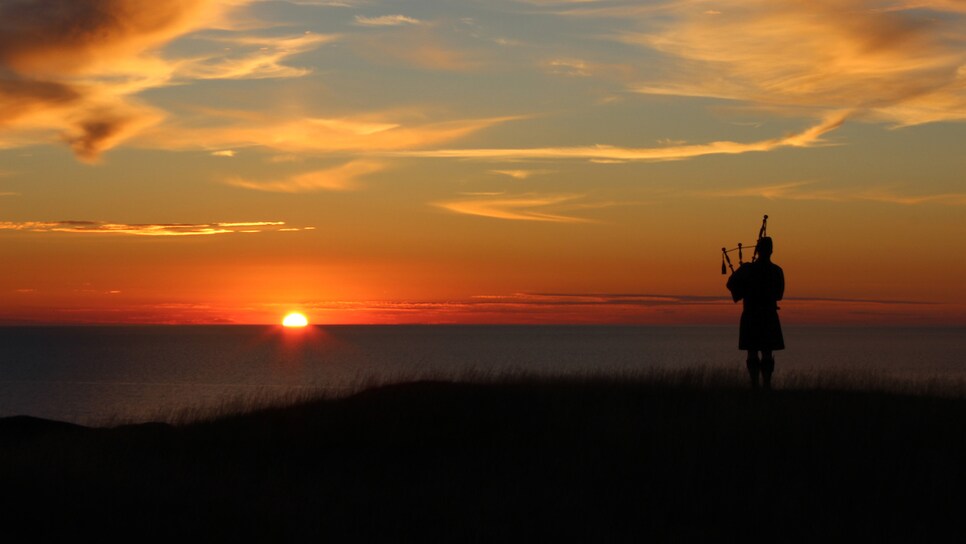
[1,0,965,325]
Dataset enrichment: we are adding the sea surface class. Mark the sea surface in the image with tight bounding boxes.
[1,325,964,424]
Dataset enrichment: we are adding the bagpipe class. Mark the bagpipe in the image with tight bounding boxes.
[721,214,768,275]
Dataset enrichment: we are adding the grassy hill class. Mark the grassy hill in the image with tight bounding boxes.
[2,374,965,541]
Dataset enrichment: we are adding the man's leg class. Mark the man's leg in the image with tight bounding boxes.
[761,350,774,390]
[746,350,761,389]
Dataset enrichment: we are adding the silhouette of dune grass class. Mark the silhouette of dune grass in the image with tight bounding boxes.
[1,369,965,540]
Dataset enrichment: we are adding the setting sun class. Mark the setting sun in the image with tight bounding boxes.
[282,312,309,328]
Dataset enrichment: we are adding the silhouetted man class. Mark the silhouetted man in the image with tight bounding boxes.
[726,237,784,389]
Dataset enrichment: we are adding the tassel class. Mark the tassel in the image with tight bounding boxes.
[721,257,727,275]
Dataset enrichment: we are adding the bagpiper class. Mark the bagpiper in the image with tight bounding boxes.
[723,215,785,389]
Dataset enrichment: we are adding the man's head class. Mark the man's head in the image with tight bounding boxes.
[756,236,773,259]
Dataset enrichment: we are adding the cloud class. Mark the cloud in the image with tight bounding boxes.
[0,78,80,125]
[657,138,687,146]
[546,2,679,19]
[784,296,936,306]
[498,292,727,306]
[546,58,591,77]
[700,180,966,205]
[304,291,725,314]
[0,1,339,160]
[354,15,423,27]
[177,33,336,80]
[853,190,966,206]
[542,58,637,81]
[350,25,483,71]
[0,1,224,75]
[142,113,515,153]
[292,291,729,325]
[0,220,313,236]
[287,1,359,6]
[698,181,837,201]
[876,1,966,14]
[623,0,966,126]
[211,149,236,157]
[290,291,939,326]
[63,107,166,161]
[475,292,935,307]
[434,193,596,223]
[225,160,385,192]
[491,169,553,179]
[515,0,609,5]
[398,111,846,162]
[0,0,243,161]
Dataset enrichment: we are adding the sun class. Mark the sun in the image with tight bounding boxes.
[282,312,309,327]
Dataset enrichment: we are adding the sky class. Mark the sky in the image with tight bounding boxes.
[1,0,965,325]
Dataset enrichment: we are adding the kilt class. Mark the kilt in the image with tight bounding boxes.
[738,306,784,351]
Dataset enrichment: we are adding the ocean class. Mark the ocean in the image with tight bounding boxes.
[1,325,964,424]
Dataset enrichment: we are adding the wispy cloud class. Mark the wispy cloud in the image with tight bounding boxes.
[700,180,966,206]
[622,0,966,126]
[699,181,838,201]
[854,190,966,206]
[354,15,423,27]
[496,292,727,306]
[0,220,313,236]
[784,296,937,306]
[546,58,591,77]
[287,1,360,6]
[398,111,846,162]
[292,291,729,324]
[177,33,336,80]
[225,160,385,192]
[471,292,930,307]
[211,149,236,157]
[351,25,484,71]
[516,0,610,5]
[434,193,596,223]
[289,291,940,325]
[490,169,553,179]
[543,58,636,81]
[142,113,515,153]
[875,1,966,15]
[470,292,937,308]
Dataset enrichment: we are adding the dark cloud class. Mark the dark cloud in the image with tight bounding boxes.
[63,113,140,161]
[0,75,80,124]
[0,0,208,73]
[0,0,216,159]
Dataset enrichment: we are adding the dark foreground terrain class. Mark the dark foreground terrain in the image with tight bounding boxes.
[2,377,965,541]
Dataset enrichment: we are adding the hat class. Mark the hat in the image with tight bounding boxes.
[756,236,773,255]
